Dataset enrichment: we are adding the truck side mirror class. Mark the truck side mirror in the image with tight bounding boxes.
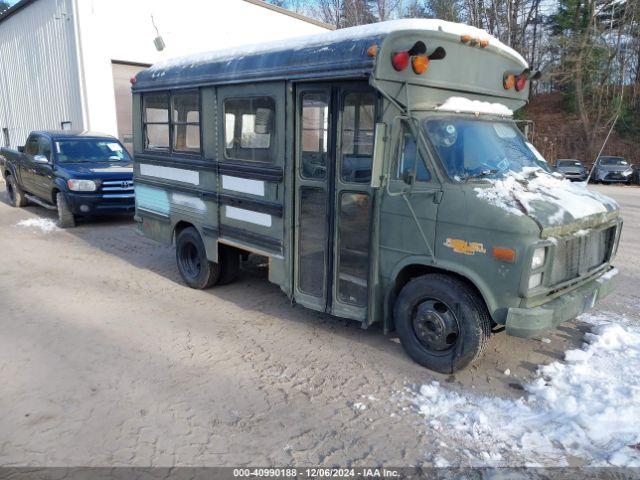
[17,146,24,153]
[33,154,49,164]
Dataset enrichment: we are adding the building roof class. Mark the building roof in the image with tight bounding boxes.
[133,19,528,92]
[0,0,333,29]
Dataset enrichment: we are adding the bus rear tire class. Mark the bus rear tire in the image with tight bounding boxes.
[394,273,491,373]
[176,227,220,289]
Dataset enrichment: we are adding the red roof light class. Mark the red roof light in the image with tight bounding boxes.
[391,51,410,71]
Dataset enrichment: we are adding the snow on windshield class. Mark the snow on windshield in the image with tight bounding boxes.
[474,168,617,222]
[403,311,640,467]
[435,97,513,116]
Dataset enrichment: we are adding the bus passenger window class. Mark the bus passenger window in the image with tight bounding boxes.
[300,93,329,180]
[394,134,431,182]
[143,93,170,151]
[224,97,275,162]
[341,92,375,183]
[172,91,200,154]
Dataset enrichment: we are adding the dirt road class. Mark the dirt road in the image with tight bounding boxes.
[0,181,638,467]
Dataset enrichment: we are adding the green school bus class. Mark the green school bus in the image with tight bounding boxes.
[131,19,621,373]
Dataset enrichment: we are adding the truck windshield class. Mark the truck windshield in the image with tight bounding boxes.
[422,117,549,181]
[55,139,131,164]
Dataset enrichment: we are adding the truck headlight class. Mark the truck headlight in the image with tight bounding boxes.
[528,272,543,289]
[67,179,97,192]
[531,247,546,270]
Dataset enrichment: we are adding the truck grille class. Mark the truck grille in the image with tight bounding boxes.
[549,227,616,285]
[100,180,134,199]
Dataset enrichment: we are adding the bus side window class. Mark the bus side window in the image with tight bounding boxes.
[340,91,375,183]
[143,93,170,151]
[224,97,275,162]
[394,133,431,182]
[172,91,201,154]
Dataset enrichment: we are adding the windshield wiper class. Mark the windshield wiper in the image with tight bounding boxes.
[463,168,499,181]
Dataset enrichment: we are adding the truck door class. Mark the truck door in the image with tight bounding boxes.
[31,136,55,200]
[19,135,40,194]
[293,83,376,322]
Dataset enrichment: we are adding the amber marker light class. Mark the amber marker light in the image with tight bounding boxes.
[479,39,489,48]
[503,74,515,90]
[367,44,378,57]
[493,246,516,263]
[460,34,472,43]
[412,55,429,74]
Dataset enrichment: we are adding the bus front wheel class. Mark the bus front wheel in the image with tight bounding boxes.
[394,274,491,373]
[176,227,221,289]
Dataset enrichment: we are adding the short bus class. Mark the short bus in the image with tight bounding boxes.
[131,19,621,372]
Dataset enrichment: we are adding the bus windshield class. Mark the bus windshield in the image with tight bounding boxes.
[422,117,550,181]
[55,139,132,164]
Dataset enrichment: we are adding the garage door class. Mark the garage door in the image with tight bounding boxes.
[111,61,150,154]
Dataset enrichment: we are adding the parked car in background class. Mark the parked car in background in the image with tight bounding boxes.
[1,131,134,227]
[554,159,587,181]
[591,156,634,184]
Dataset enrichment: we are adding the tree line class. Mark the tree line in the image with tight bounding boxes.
[269,0,639,162]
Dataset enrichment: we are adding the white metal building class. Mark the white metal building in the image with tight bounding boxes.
[0,0,330,150]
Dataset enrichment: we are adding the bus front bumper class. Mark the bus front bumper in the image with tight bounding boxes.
[505,266,619,338]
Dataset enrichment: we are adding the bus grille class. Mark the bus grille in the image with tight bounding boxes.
[549,227,616,285]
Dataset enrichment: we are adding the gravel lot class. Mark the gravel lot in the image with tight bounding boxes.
[0,180,638,467]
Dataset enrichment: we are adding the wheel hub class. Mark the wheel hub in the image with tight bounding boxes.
[412,299,459,352]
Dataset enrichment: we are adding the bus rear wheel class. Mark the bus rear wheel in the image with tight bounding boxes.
[176,227,221,289]
[394,273,491,373]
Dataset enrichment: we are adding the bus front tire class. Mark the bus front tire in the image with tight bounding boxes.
[176,227,220,289]
[394,274,491,373]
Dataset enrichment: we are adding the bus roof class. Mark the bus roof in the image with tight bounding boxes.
[133,19,528,92]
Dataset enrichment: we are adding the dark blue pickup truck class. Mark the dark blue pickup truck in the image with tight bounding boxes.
[1,131,134,227]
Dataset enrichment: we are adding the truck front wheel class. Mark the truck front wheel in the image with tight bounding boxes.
[394,274,491,373]
[176,227,221,289]
[6,175,27,207]
[56,192,76,228]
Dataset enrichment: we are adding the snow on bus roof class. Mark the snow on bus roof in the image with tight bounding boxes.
[148,19,527,73]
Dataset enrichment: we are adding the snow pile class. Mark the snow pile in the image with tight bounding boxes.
[16,218,59,233]
[410,315,640,466]
[436,97,513,116]
[474,168,617,223]
[148,19,526,75]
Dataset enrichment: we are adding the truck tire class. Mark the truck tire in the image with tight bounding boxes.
[218,245,240,285]
[394,274,491,373]
[56,192,76,228]
[6,175,27,207]
[176,227,220,289]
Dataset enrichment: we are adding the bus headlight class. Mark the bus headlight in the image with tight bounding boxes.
[531,247,546,270]
[528,272,543,289]
[67,179,97,192]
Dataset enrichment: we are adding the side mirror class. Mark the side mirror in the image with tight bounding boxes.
[17,146,24,153]
[402,169,415,186]
[33,154,49,164]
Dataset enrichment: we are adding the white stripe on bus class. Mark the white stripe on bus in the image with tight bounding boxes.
[140,164,200,185]
[225,206,272,227]
[221,175,265,196]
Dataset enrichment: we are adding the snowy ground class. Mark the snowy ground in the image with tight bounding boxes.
[0,181,639,468]
[404,311,640,467]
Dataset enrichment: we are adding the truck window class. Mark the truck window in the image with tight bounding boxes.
[394,132,431,182]
[172,91,201,154]
[24,136,39,156]
[300,92,329,180]
[340,91,375,183]
[37,136,51,160]
[143,93,170,151]
[224,97,275,162]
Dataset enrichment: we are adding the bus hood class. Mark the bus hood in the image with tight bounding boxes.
[472,168,620,235]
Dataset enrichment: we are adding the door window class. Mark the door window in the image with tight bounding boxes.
[24,136,39,156]
[37,136,51,161]
[340,92,375,183]
[298,187,328,297]
[300,93,329,180]
[394,132,431,182]
[337,192,371,306]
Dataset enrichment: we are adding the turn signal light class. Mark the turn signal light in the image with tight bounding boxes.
[515,74,527,91]
[412,55,429,74]
[391,51,410,71]
[492,246,516,263]
[130,76,137,85]
[367,44,378,57]
[503,74,515,90]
